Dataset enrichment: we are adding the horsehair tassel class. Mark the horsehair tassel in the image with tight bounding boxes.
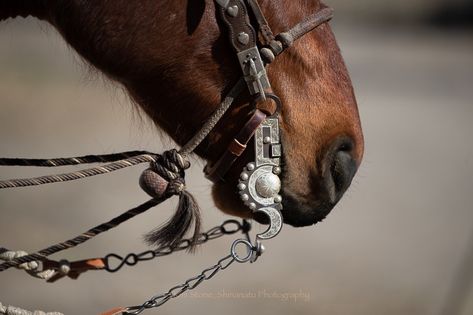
[138,149,202,251]
[144,188,202,252]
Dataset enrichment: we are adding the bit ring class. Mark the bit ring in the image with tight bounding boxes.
[230,239,254,263]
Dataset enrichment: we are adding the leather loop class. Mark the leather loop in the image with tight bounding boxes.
[205,109,267,182]
[246,0,275,45]
[228,139,247,156]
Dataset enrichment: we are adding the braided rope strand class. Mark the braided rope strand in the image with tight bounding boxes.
[178,78,245,156]
[0,154,157,189]
[0,302,63,315]
[0,151,154,167]
[0,199,161,272]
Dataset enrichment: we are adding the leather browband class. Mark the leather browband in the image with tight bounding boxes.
[205,109,267,183]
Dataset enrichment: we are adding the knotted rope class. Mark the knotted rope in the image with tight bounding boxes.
[0,302,63,315]
[0,249,54,280]
[0,149,198,272]
[0,78,245,314]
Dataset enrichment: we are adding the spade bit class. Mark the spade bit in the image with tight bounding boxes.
[237,94,283,248]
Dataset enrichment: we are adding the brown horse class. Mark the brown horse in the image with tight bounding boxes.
[0,1,364,228]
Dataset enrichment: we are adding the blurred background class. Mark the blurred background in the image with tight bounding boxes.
[1,1,472,314]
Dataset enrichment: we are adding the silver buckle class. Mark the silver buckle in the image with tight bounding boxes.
[237,47,271,100]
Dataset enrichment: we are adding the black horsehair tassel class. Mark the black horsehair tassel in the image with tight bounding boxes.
[140,150,202,251]
[144,189,201,252]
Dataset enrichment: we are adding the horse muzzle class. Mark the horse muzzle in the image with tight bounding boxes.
[280,136,358,227]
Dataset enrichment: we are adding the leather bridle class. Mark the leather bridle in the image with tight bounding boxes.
[203,0,334,240]
[206,0,333,183]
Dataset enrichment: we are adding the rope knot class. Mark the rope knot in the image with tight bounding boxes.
[158,150,190,179]
[1,250,39,272]
[167,179,186,195]
[0,250,56,280]
[139,150,189,199]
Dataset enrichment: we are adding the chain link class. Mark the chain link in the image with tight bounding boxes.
[124,254,241,314]
[123,221,256,315]
[104,220,251,272]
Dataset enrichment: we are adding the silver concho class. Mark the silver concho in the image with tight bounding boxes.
[238,100,283,241]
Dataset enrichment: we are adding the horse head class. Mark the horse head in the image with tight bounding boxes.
[2,0,364,228]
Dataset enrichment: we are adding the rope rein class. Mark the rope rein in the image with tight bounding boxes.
[0,150,154,167]
[0,302,63,315]
[0,199,161,272]
[0,220,250,282]
[0,78,245,269]
[0,154,158,189]
[0,80,243,314]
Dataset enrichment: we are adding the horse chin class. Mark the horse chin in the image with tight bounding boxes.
[279,194,333,227]
[211,182,254,219]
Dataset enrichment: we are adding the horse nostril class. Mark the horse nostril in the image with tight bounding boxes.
[323,138,357,204]
[331,150,356,193]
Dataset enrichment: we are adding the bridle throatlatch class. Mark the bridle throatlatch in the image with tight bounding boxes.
[0,1,334,314]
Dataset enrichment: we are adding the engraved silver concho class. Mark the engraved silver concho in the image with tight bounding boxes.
[238,101,283,241]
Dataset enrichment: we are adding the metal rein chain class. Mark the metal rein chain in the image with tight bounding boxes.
[126,255,236,314]
[104,219,250,273]
[123,223,256,315]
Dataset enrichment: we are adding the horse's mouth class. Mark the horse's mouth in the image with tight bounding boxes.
[272,136,359,227]
[279,194,333,227]
[251,193,334,227]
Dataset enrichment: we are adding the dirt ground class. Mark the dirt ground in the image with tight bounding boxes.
[1,16,472,315]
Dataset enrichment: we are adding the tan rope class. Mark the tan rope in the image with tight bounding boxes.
[0,250,54,280]
[0,154,157,189]
[0,302,63,315]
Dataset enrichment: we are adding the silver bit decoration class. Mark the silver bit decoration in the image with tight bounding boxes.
[238,109,283,241]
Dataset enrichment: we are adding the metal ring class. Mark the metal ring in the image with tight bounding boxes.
[230,239,254,263]
[251,93,282,116]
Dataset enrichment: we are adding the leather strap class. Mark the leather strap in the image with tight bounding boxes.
[205,109,267,182]
[100,307,128,315]
[217,0,258,53]
[246,0,275,45]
